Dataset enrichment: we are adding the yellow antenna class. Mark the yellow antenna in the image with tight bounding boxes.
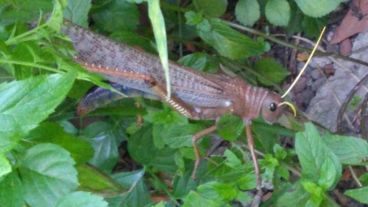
[278,101,297,116]
[281,26,326,98]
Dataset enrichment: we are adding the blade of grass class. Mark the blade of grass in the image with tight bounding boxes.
[147,0,171,97]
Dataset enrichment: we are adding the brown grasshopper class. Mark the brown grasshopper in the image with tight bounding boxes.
[63,22,317,206]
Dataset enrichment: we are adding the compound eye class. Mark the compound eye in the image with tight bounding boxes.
[269,102,277,112]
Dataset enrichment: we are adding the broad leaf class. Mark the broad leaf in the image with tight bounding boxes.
[91,0,139,32]
[153,123,203,149]
[128,125,177,173]
[265,0,290,26]
[0,154,11,178]
[81,121,125,172]
[0,72,76,152]
[254,58,289,86]
[235,0,260,26]
[194,0,228,17]
[77,165,124,193]
[323,134,368,166]
[178,52,219,72]
[217,114,244,141]
[295,123,342,190]
[111,170,151,207]
[0,172,24,207]
[345,186,368,204]
[186,11,267,59]
[28,122,93,164]
[294,0,343,17]
[56,191,108,207]
[47,0,67,32]
[64,0,91,27]
[20,143,78,207]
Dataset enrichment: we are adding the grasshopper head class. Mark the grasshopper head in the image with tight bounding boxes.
[260,92,285,124]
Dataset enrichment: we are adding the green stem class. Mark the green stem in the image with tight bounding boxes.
[5,24,47,45]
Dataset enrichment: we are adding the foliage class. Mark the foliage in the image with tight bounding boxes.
[0,0,366,207]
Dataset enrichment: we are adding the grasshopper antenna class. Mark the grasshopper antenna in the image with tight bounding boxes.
[281,26,326,99]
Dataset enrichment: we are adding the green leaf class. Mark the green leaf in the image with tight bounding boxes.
[183,181,238,207]
[265,0,290,26]
[64,0,91,27]
[323,134,368,166]
[56,191,108,207]
[345,186,368,204]
[0,72,76,152]
[193,0,228,18]
[172,173,197,198]
[77,165,124,193]
[20,143,78,207]
[91,0,139,32]
[294,0,343,17]
[0,154,11,178]
[295,123,342,190]
[235,0,260,26]
[47,0,67,32]
[254,57,289,86]
[186,12,267,59]
[276,182,310,206]
[112,170,151,207]
[153,123,203,149]
[128,125,177,173]
[217,114,244,141]
[0,172,25,207]
[147,0,171,96]
[145,109,188,125]
[81,121,125,172]
[301,16,327,38]
[28,122,93,164]
[178,52,219,72]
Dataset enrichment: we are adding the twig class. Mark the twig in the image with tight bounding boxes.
[348,166,363,187]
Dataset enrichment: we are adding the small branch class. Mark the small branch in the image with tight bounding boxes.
[348,166,363,187]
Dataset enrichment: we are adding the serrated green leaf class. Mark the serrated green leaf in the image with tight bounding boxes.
[128,125,177,173]
[194,0,228,17]
[217,114,244,141]
[145,109,188,125]
[28,122,93,164]
[295,123,342,190]
[254,57,289,86]
[322,134,368,166]
[294,0,343,17]
[0,72,76,152]
[91,0,139,32]
[48,0,67,32]
[276,182,310,206]
[186,12,267,59]
[77,164,124,193]
[224,149,242,168]
[20,143,78,207]
[265,0,290,26]
[0,154,11,178]
[64,0,91,27]
[153,123,203,149]
[112,170,151,207]
[0,172,24,207]
[302,16,327,38]
[235,0,260,26]
[56,191,108,207]
[178,52,219,72]
[172,173,197,198]
[81,121,125,172]
[345,186,368,204]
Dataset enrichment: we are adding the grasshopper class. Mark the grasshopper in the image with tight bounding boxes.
[63,21,322,206]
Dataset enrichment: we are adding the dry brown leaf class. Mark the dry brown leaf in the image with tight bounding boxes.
[330,0,368,44]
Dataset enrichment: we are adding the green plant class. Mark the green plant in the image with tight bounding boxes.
[0,0,367,207]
